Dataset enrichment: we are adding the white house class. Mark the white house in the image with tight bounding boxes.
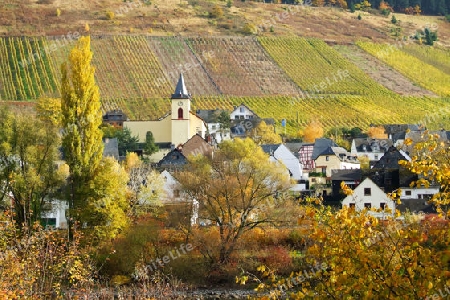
[342,178,395,218]
[261,144,306,192]
[230,103,258,120]
[400,186,439,201]
[160,170,198,225]
[351,138,392,161]
[41,199,69,229]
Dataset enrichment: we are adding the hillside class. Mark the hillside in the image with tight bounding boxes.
[1,0,450,135]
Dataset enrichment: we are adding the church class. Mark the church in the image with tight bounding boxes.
[124,74,207,149]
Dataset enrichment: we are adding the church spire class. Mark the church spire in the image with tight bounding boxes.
[171,73,190,99]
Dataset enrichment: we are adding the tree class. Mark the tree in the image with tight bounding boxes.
[367,125,388,139]
[424,27,438,45]
[176,138,290,264]
[61,36,129,241]
[302,120,324,143]
[217,110,231,141]
[400,132,450,218]
[0,108,63,227]
[248,121,282,145]
[143,131,158,157]
[101,126,139,157]
[124,153,165,219]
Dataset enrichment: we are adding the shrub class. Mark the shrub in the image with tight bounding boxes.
[226,0,232,8]
[357,13,362,20]
[242,22,257,35]
[391,14,397,24]
[209,5,224,18]
[446,15,450,22]
[106,11,115,20]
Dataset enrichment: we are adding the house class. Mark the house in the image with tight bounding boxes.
[261,144,305,191]
[400,129,449,154]
[40,199,69,229]
[103,109,128,128]
[124,74,207,155]
[314,146,360,178]
[383,124,421,146]
[160,170,198,226]
[298,143,314,170]
[230,103,258,120]
[342,178,395,218]
[180,134,213,159]
[103,138,119,160]
[330,169,362,201]
[351,138,392,161]
[157,148,187,171]
[195,109,231,144]
[364,146,414,193]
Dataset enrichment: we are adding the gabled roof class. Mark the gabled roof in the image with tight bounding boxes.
[261,144,282,155]
[317,146,335,157]
[331,169,362,181]
[311,138,338,160]
[157,148,187,169]
[171,73,190,99]
[352,138,392,153]
[231,103,259,118]
[372,146,409,169]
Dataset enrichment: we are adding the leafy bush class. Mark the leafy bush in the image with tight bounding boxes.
[106,11,115,20]
[209,5,224,18]
[391,14,397,24]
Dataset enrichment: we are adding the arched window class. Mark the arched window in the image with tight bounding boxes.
[178,107,183,119]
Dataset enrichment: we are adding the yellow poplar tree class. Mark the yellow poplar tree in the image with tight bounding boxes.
[61,36,129,241]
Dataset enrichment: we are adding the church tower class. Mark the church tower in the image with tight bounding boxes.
[171,74,191,147]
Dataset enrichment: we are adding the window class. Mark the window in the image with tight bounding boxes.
[178,107,183,119]
[364,203,371,209]
[212,125,216,130]
[380,203,386,209]
[326,156,329,161]
[405,190,412,196]
[174,189,180,197]
[374,154,378,160]
[240,107,245,113]
[364,188,371,196]
[349,203,355,209]
[235,116,239,120]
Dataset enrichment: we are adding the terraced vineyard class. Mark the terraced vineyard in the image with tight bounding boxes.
[357,41,450,97]
[2,35,450,134]
[333,44,436,97]
[401,44,450,75]
[185,36,302,96]
[258,37,392,96]
[0,37,58,101]
[147,36,220,96]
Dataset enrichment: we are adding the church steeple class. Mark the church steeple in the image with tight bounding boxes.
[171,73,190,99]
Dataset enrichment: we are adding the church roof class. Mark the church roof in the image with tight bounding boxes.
[171,73,190,99]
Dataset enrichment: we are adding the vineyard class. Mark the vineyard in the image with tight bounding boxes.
[401,44,450,75]
[0,37,58,101]
[1,35,450,133]
[185,36,301,96]
[357,41,450,97]
[258,37,393,96]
